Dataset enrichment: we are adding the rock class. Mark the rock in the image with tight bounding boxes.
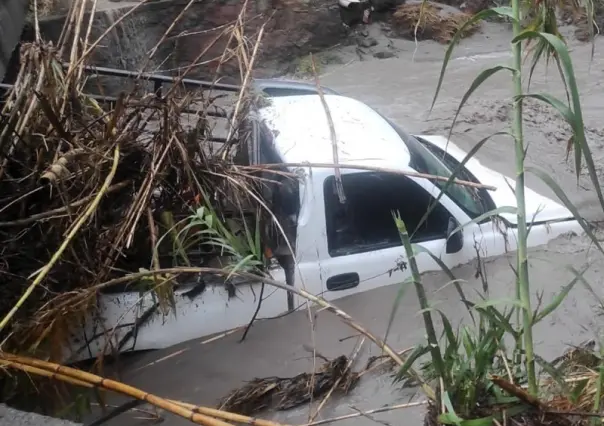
[358,36,378,47]
[373,51,396,59]
[0,405,81,426]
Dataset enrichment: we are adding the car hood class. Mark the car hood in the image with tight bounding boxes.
[415,135,575,225]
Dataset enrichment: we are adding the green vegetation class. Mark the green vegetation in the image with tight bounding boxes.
[391,0,604,424]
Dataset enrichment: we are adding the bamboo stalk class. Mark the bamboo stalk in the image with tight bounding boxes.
[0,355,289,426]
[0,145,121,333]
[243,162,496,190]
[395,215,446,388]
[510,0,536,396]
[168,400,289,426]
[1,354,234,426]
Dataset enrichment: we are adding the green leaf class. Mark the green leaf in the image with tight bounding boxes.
[449,206,517,237]
[414,131,511,236]
[439,413,464,426]
[535,354,570,395]
[415,244,474,321]
[567,265,604,310]
[525,166,604,254]
[431,7,517,114]
[446,66,516,145]
[532,264,588,325]
[517,93,580,175]
[513,31,604,216]
[474,298,524,310]
[516,93,575,125]
[475,306,518,338]
[395,344,430,381]
[440,391,463,425]
[384,277,413,347]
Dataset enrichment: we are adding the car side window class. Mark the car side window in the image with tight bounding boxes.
[414,137,497,217]
[324,172,453,257]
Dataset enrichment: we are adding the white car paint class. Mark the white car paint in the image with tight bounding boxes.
[65,94,583,363]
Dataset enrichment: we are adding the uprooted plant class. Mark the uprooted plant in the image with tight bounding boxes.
[389,0,604,423]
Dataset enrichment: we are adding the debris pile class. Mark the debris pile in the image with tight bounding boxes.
[0,0,269,368]
[391,1,480,43]
[218,355,360,415]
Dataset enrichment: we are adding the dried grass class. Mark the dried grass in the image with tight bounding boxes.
[218,355,360,416]
[0,0,270,373]
[391,1,480,44]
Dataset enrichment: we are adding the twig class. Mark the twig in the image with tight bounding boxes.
[310,54,345,204]
[309,338,365,422]
[303,401,428,426]
[244,163,496,190]
[223,19,267,150]
[0,145,121,333]
[0,180,130,227]
[240,281,265,342]
[358,346,414,378]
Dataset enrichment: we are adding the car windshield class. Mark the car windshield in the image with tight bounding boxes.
[383,117,485,218]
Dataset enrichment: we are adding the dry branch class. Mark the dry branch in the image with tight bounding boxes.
[245,162,496,190]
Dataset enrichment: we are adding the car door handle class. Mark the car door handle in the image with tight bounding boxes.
[326,273,360,291]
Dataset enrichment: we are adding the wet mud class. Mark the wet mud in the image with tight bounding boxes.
[83,22,604,426]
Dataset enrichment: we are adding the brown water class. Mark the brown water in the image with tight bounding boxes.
[83,23,604,426]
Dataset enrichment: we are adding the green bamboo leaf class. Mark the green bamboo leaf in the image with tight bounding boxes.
[474,298,524,310]
[395,344,430,381]
[567,265,604,310]
[438,310,458,350]
[415,131,511,235]
[440,391,463,425]
[431,7,517,113]
[516,93,574,125]
[532,264,589,325]
[513,31,604,214]
[477,306,517,338]
[446,66,516,144]
[517,92,580,174]
[535,354,570,395]
[384,277,413,348]
[415,244,474,321]
[525,166,603,254]
[449,206,517,237]
[570,377,589,404]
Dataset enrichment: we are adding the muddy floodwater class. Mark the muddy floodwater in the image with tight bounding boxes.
[85,23,604,426]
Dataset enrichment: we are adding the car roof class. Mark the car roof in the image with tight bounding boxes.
[257,94,411,172]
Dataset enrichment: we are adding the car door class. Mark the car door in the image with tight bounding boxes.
[300,168,480,303]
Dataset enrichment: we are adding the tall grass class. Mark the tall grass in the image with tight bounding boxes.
[392,0,604,421]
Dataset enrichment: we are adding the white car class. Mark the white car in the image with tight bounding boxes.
[66,82,583,363]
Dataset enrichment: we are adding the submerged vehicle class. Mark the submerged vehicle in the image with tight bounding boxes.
[67,81,583,362]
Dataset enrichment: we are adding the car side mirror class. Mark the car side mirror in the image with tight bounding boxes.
[446,216,463,254]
